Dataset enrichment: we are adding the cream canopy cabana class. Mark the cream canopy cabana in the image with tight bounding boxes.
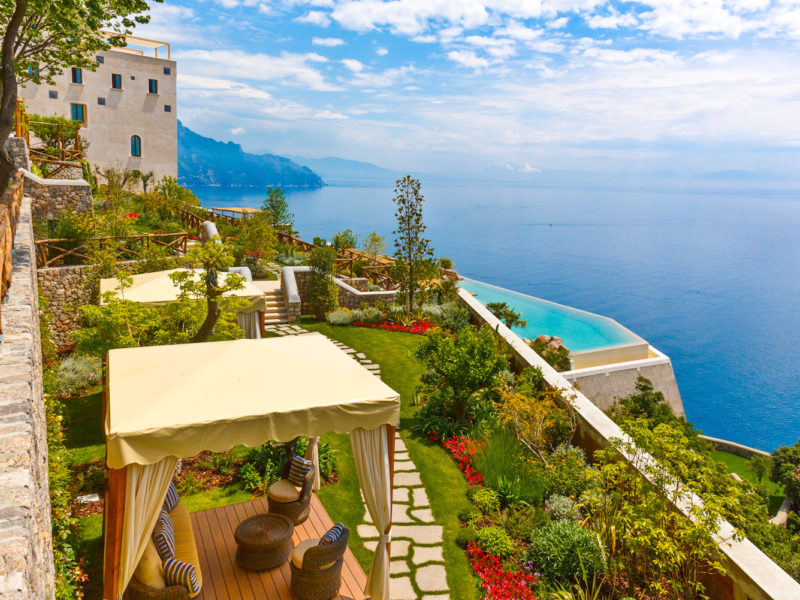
[103,333,400,600]
[100,269,268,338]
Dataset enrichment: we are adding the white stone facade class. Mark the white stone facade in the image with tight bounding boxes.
[19,39,177,181]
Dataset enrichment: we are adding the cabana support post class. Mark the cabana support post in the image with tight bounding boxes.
[103,468,126,600]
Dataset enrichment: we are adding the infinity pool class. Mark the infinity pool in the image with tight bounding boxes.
[459,278,644,352]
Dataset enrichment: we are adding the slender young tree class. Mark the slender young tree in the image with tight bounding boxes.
[392,175,434,315]
[261,186,294,230]
[0,0,157,194]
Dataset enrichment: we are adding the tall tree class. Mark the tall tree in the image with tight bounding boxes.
[0,0,157,194]
[392,175,434,315]
[261,186,294,230]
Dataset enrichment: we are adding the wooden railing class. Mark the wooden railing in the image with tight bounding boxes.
[276,231,319,253]
[15,99,84,178]
[1,171,25,339]
[35,231,188,268]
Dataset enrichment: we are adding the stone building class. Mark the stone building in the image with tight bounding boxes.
[19,35,177,181]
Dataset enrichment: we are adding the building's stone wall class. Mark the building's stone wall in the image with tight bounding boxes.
[21,170,92,222]
[0,197,55,600]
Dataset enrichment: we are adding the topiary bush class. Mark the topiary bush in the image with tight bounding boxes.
[476,526,514,558]
[526,519,604,581]
[545,494,580,521]
[472,487,501,514]
[55,355,102,398]
[326,307,354,326]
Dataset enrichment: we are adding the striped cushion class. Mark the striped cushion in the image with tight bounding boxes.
[163,557,201,598]
[320,522,345,545]
[153,509,175,560]
[164,481,180,513]
[288,455,313,487]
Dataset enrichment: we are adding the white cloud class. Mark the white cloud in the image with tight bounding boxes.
[341,58,365,71]
[177,49,341,91]
[313,109,349,119]
[586,8,638,29]
[464,35,516,59]
[547,17,569,28]
[376,47,389,56]
[349,65,415,87]
[230,127,246,135]
[296,10,331,26]
[313,37,346,46]
[447,49,490,69]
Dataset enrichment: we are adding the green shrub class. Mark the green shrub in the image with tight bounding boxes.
[545,494,579,521]
[504,506,550,540]
[308,247,338,318]
[238,462,262,491]
[178,472,204,496]
[353,306,383,323]
[332,228,359,250]
[457,508,482,523]
[438,257,454,269]
[456,525,478,548]
[243,441,286,486]
[211,453,236,476]
[475,429,546,507]
[440,304,470,332]
[544,443,597,499]
[476,526,514,558]
[472,487,501,514]
[527,520,604,581]
[275,251,304,266]
[55,355,102,398]
[326,308,353,326]
[312,236,327,247]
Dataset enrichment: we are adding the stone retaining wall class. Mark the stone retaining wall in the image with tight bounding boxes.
[282,267,397,319]
[37,265,95,351]
[700,435,772,458]
[458,288,800,600]
[21,169,92,222]
[0,197,55,599]
[5,137,31,171]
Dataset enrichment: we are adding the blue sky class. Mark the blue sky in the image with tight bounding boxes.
[136,1,800,180]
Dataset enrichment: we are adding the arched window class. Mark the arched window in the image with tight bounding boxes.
[130,135,142,157]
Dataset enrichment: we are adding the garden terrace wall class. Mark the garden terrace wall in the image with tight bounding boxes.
[281,266,397,319]
[458,287,800,600]
[0,197,55,599]
[700,435,771,459]
[38,261,138,351]
[21,169,92,222]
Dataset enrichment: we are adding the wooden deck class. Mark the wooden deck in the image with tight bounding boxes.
[190,495,367,600]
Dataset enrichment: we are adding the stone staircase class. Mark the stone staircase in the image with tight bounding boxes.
[262,289,289,325]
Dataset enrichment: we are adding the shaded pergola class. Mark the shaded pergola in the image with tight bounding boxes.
[100,269,268,338]
[102,333,400,600]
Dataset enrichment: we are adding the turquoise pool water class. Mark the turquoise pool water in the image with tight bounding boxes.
[459,278,643,352]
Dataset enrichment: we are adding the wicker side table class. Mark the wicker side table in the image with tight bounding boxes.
[235,513,294,571]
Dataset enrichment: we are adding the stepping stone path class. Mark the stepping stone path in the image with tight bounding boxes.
[262,328,447,598]
[358,431,449,600]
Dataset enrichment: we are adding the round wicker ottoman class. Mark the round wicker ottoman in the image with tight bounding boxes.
[235,513,294,571]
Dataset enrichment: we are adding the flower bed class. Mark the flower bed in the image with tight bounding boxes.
[467,543,537,600]
[442,435,484,486]
[351,319,434,335]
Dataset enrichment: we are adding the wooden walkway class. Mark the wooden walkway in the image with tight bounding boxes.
[190,495,367,600]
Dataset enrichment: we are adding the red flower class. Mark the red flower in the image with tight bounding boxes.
[466,543,537,600]
[443,436,484,486]
[227,236,238,241]
[126,212,138,219]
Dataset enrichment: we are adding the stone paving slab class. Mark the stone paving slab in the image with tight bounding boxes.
[390,576,417,600]
[394,472,422,487]
[390,525,444,545]
[412,488,429,507]
[415,565,448,593]
[412,546,444,565]
[391,560,410,575]
[410,508,434,523]
[394,460,416,472]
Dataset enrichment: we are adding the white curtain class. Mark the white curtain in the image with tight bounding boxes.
[305,436,321,491]
[117,457,180,599]
[351,426,392,600]
[237,311,262,339]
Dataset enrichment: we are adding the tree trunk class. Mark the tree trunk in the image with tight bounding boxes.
[191,276,220,342]
[455,397,468,423]
[0,0,27,196]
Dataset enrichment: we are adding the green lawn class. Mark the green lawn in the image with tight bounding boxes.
[62,387,106,465]
[710,449,786,514]
[301,321,479,600]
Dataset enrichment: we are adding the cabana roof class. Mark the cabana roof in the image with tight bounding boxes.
[100,269,267,313]
[209,207,262,215]
[105,333,401,469]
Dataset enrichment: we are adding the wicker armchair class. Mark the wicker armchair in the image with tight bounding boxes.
[267,460,315,525]
[290,526,349,600]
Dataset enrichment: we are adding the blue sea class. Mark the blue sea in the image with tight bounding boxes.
[194,181,800,452]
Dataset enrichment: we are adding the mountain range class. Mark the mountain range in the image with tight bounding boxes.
[177,121,324,188]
